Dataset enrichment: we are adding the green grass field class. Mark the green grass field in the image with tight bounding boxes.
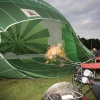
[0,75,96,100]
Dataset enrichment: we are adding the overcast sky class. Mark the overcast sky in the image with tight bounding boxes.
[46,0,100,39]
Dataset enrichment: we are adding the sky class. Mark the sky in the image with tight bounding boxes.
[46,0,100,39]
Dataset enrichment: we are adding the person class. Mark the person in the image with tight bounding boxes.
[88,76,100,100]
[92,48,100,57]
[92,48,100,62]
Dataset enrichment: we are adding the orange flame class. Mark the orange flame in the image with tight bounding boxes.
[45,43,68,67]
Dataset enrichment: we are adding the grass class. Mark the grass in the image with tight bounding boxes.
[0,75,96,100]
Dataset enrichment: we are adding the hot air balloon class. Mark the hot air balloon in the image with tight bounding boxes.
[0,0,93,78]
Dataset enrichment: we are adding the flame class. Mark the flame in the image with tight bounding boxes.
[45,43,68,66]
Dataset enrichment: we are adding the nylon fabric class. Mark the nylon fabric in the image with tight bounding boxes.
[0,0,93,78]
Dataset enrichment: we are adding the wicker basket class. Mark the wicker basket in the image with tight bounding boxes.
[42,82,83,100]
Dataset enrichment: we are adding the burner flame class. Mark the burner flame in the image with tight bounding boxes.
[45,43,69,66]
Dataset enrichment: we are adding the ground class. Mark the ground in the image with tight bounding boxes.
[0,75,96,100]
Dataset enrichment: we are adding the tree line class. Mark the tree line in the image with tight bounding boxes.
[80,38,100,51]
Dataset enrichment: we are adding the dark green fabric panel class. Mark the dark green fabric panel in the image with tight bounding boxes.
[0,58,12,71]
[0,2,28,21]
[0,9,16,30]
[0,57,27,78]
[72,33,93,62]
[15,24,21,42]
[24,0,40,8]
[72,33,88,62]
[32,7,51,18]
[1,33,10,41]
[6,26,21,44]
[20,44,45,54]
[21,19,42,39]
[0,27,3,31]
[11,0,27,4]
[1,33,26,54]
[44,9,60,20]
[20,43,48,54]
[83,46,93,58]
[13,44,29,54]
[37,1,51,10]
[0,0,10,2]
[0,41,8,54]
[25,43,48,53]
[0,70,25,79]
[12,57,70,70]
[7,58,75,78]
[0,44,14,52]
[62,25,93,62]
[62,28,80,62]
[25,29,49,41]
[15,3,32,9]
[7,29,16,42]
